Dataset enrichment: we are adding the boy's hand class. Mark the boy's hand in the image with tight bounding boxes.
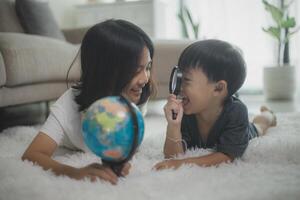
[164,94,183,125]
[153,159,183,170]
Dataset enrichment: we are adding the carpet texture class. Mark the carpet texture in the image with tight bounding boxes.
[0,113,300,200]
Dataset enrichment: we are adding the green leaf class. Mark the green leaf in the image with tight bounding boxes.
[262,0,283,26]
[262,27,281,41]
[184,6,199,39]
[281,16,296,28]
[193,23,200,39]
[177,12,189,38]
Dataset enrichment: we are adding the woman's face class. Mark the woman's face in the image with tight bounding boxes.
[122,47,152,104]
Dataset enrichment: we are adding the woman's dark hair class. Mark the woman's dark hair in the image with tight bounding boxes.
[178,39,246,97]
[71,19,155,111]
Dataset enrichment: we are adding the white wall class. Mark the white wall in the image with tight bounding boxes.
[48,0,299,93]
[48,0,86,29]
[48,0,180,34]
[181,0,299,91]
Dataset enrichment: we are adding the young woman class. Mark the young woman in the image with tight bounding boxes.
[22,19,155,185]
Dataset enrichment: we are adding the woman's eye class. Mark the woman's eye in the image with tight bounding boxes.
[135,67,143,74]
[146,62,152,71]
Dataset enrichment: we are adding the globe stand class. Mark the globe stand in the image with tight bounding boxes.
[102,160,125,177]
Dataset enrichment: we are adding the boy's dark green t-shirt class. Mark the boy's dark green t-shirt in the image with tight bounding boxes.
[180,96,258,158]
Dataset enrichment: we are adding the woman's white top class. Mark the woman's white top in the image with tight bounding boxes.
[40,89,147,151]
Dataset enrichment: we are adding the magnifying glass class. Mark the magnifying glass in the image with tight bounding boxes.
[169,66,182,120]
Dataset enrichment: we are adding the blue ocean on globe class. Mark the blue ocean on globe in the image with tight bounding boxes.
[81,96,144,162]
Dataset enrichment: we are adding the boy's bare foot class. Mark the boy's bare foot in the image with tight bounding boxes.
[253,106,276,136]
[260,106,277,126]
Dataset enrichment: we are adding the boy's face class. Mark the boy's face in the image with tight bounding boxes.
[181,68,217,115]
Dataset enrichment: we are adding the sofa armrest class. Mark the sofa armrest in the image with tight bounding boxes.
[152,39,192,99]
[0,32,80,88]
[62,26,89,44]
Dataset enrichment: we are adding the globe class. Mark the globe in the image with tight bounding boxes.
[81,96,144,163]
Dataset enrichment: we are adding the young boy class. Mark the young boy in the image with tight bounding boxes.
[154,39,276,170]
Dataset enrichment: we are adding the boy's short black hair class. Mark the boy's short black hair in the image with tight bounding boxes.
[178,39,246,97]
[71,19,155,112]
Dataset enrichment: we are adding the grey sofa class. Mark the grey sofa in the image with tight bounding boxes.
[0,0,191,129]
[0,33,190,107]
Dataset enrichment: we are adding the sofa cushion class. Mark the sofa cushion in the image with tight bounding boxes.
[0,0,24,33]
[15,0,65,40]
[0,33,80,87]
[0,82,69,107]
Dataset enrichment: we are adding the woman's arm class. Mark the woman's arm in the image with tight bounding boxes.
[22,132,77,177]
[154,152,233,170]
[22,132,124,184]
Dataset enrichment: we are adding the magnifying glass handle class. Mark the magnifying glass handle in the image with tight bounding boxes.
[172,110,177,120]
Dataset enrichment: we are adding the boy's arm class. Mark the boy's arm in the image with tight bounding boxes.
[162,94,185,158]
[163,124,185,158]
[183,152,233,166]
[154,152,233,170]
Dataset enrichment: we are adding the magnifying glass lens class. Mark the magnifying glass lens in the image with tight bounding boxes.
[171,70,178,93]
[169,66,182,96]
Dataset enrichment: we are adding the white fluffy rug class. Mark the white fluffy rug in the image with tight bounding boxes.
[1,112,300,200]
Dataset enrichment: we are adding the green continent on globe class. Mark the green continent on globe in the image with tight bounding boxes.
[95,112,124,133]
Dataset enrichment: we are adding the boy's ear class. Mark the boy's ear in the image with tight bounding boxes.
[214,80,227,92]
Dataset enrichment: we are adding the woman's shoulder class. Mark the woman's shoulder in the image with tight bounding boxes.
[54,88,76,104]
[51,88,79,116]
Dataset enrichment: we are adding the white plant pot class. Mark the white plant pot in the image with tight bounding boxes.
[263,65,296,100]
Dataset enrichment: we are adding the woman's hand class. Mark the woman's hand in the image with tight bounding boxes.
[119,162,131,176]
[164,94,183,125]
[74,162,131,184]
[153,159,183,171]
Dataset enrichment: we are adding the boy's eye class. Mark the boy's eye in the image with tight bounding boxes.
[182,77,191,86]
[183,77,190,82]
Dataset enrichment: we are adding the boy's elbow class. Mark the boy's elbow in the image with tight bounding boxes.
[163,150,177,159]
[163,148,172,159]
[21,151,33,162]
[21,152,29,161]
[164,154,172,159]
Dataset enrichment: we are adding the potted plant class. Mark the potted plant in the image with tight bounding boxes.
[178,0,200,39]
[262,0,299,100]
